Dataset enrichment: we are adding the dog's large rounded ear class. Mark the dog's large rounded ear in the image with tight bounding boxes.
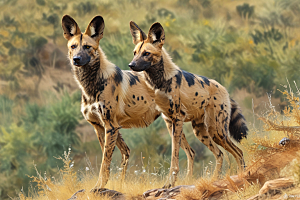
[148,22,165,48]
[62,15,81,40]
[130,21,147,45]
[85,16,105,43]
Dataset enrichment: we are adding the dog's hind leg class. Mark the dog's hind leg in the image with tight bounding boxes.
[115,133,130,182]
[191,120,224,179]
[212,110,245,171]
[212,125,245,171]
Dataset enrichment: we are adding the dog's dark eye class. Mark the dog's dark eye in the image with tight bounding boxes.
[84,45,91,49]
[71,45,77,49]
[144,52,150,56]
[133,51,136,56]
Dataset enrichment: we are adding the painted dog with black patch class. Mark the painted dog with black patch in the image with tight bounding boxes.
[128,21,248,188]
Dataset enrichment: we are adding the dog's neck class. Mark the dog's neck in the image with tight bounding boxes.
[73,58,103,99]
[144,48,179,91]
[72,47,113,100]
[144,58,166,90]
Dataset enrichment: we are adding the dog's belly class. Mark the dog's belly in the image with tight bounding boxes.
[119,100,160,128]
[183,106,205,122]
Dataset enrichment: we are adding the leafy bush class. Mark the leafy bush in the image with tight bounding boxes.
[0,95,14,126]
[0,92,82,199]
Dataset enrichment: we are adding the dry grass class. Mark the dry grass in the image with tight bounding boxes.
[19,148,196,200]
[280,152,300,185]
[19,149,109,200]
[225,181,261,200]
[241,90,300,165]
[177,176,225,200]
[20,90,300,200]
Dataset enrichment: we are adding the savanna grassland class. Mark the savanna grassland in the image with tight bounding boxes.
[1,0,300,199]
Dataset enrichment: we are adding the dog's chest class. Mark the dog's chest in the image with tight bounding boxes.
[81,100,105,126]
[153,89,176,117]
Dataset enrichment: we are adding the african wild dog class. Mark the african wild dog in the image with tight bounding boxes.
[129,21,248,188]
[61,15,196,190]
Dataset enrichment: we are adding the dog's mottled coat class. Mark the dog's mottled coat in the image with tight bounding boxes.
[61,15,196,190]
[129,21,248,188]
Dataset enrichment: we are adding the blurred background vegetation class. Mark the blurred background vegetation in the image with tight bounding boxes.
[1,0,300,199]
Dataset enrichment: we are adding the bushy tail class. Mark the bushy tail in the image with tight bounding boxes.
[229,98,248,143]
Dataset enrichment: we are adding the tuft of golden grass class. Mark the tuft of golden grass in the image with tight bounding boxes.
[20,149,112,200]
[176,177,218,200]
[225,181,261,200]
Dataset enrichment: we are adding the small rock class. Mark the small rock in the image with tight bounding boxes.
[68,188,126,200]
[143,185,195,199]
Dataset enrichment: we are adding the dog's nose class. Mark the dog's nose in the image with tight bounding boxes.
[128,61,136,68]
[73,56,81,64]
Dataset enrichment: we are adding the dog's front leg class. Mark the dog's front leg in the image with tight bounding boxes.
[92,121,120,191]
[91,123,130,182]
[163,117,194,179]
[163,118,183,188]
